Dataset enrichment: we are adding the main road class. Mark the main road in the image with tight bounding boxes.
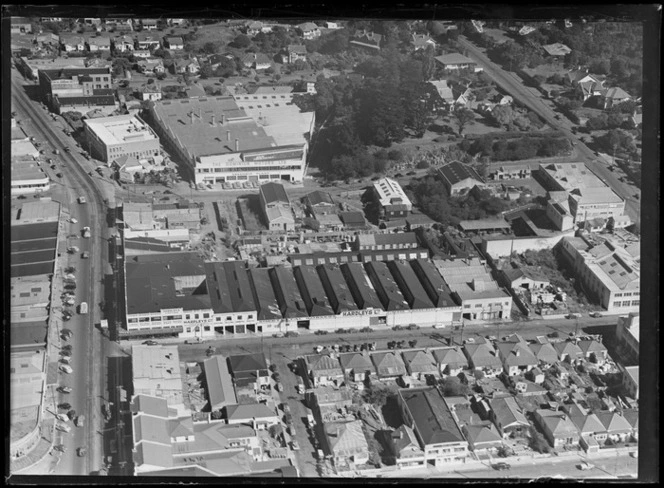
[11,70,110,475]
[457,35,641,225]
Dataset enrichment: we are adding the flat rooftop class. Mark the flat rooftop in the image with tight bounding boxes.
[85,114,158,146]
[149,97,276,158]
[132,345,184,406]
[540,162,606,191]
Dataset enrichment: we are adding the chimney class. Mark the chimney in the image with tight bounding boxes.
[221,114,225,125]
[235,139,239,152]
[226,130,231,141]
[211,114,215,126]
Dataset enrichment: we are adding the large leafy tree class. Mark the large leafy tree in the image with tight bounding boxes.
[452,107,476,135]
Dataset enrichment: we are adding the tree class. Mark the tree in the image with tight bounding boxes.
[528,426,551,453]
[441,377,470,397]
[491,104,516,129]
[362,383,396,408]
[453,107,476,135]
[199,64,213,79]
[202,41,219,54]
[232,34,252,49]
[211,410,223,420]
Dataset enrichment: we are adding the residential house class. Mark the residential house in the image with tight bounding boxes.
[113,35,135,52]
[168,18,186,27]
[322,21,340,29]
[402,350,438,380]
[371,351,407,379]
[398,387,469,467]
[453,85,473,108]
[225,403,280,430]
[303,190,336,216]
[305,354,344,387]
[534,409,580,448]
[599,87,632,110]
[259,182,294,232]
[542,43,572,58]
[620,364,638,399]
[284,44,307,64]
[462,422,503,453]
[554,341,584,363]
[227,353,270,389]
[60,35,86,52]
[621,409,638,441]
[296,22,321,40]
[245,21,265,37]
[141,19,159,31]
[138,58,165,75]
[308,386,353,412]
[390,424,426,469]
[135,35,161,51]
[240,53,271,71]
[338,352,374,382]
[432,347,468,376]
[164,36,184,50]
[435,53,480,72]
[570,412,607,450]
[405,214,436,231]
[173,58,200,75]
[87,35,111,52]
[487,397,530,439]
[307,214,343,232]
[595,411,633,444]
[615,312,639,362]
[350,30,382,51]
[323,421,369,467]
[529,342,559,366]
[577,339,609,364]
[411,32,436,51]
[577,77,605,101]
[139,84,163,101]
[437,161,486,197]
[463,342,503,378]
[495,340,539,376]
[133,49,153,59]
[491,164,533,181]
[502,267,550,292]
[36,33,60,47]
[429,80,455,110]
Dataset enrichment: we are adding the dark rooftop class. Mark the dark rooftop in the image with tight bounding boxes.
[342,262,382,310]
[247,268,282,321]
[364,261,410,311]
[438,161,484,186]
[410,259,457,308]
[205,261,257,314]
[304,190,335,207]
[293,266,335,316]
[339,211,366,226]
[125,252,211,315]
[40,67,111,81]
[400,387,465,445]
[317,264,358,313]
[270,266,308,319]
[387,260,434,309]
[260,182,290,206]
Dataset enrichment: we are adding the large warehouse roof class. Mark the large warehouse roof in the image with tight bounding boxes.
[293,266,335,317]
[84,114,158,146]
[318,264,359,313]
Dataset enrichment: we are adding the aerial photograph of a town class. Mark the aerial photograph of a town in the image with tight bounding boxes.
[6,5,658,483]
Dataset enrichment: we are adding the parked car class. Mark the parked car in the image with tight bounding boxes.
[589,312,602,318]
[77,447,87,457]
[67,233,79,239]
[59,365,73,374]
[68,410,77,420]
[56,423,72,433]
[77,196,86,204]
[75,415,85,427]
[58,402,72,410]
[57,386,73,394]
[69,218,78,224]
[577,461,594,470]
[142,340,158,345]
[275,383,284,392]
[291,440,301,451]
[493,462,511,471]
[81,251,89,259]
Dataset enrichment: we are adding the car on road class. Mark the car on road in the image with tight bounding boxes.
[78,302,88,314]
[432,324,445,329]
[56,423,72,433]
[60,356,71,364]
[566,313,582,319]
[60,364,73,374]
[57,386,73,394]
[78,196,86,204]
[142,340,159,345]
[77,447,87,457]
[291,440,301,451]
[407,324,420,330]
[54,149,60,155]
[69,218,78,224]
[82,226,91,238]
[81,251,89,259]
[67,246,80,254]
[67,409,77,420]
[577,461,594,470]
[56,413,69,423]
[492,462,511,471]
[589,312,602,318]
[275,383,284,392]
[64,146,71,152]
[58,402,72,410]
[283,404,291,414]
[75,415,85,427]
[67,233,79,239]
[61,329,73,340]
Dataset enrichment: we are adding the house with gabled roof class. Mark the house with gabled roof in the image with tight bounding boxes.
[296,22,321,40]
[495,340,538,376]
[227,353,270,388]
[241,52,272,71]
[577,339,609,364]
[595,411,633,444]
[432,347,468,376]
[389,424,426,469]
[323,420,369,467]
[621,409,638,441]
[401,350,438,379]
[203,355,238,411]
[284,44,307,64]
[570,412,607,441]
[437,161,486,197]
[60,35,86,52]
[429,80,455,109]
[305,354,344,387]
[225,403,280,430]
[534,408,580,448]
[338,352,374,382]
[350,30,382,51]
[487,396,530,438]
[435,53,480,72]
[599,86,632,110]
[371,351,407,379]
[411,32,436,51]
[164,36,184,50]
[87,35,112,51]
[462,422,503,452]
[554,341,584,363]
[303,190,336,216]
[463,342,503,377]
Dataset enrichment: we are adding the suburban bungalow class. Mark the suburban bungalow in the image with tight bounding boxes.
[595,411,633,445]
[338,352,374,383]
[87,35,112,52]
[554,341,584,363]
[577,339,609,364]
[371,351,407,379]
[350,30,383,51]
[434,53,480,72]
[495,340,539,376]
[534,409,580,448]
[225,402,280,430]
[284,44,307,64]
[411,32,436,51]
[164,36,184,50]
[462,422,504,453]
[432,347,468,376]
[305,354,345,387]
[323,420,369,467]
[487,396,530,439]
[402,350,438,380]
[389,424,426,469]
[296,22,321,40]
[599,87,632,110]
[463,342,503,378]
[241,52,272,71]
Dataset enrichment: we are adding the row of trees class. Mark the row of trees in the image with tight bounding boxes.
[459,134,571,161]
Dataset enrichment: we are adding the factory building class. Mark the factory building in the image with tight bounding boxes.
[121,253,464,340]
[144,95,315,186]
[84,114,160,164]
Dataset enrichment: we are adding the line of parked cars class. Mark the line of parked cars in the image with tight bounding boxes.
[314,342,377,354]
